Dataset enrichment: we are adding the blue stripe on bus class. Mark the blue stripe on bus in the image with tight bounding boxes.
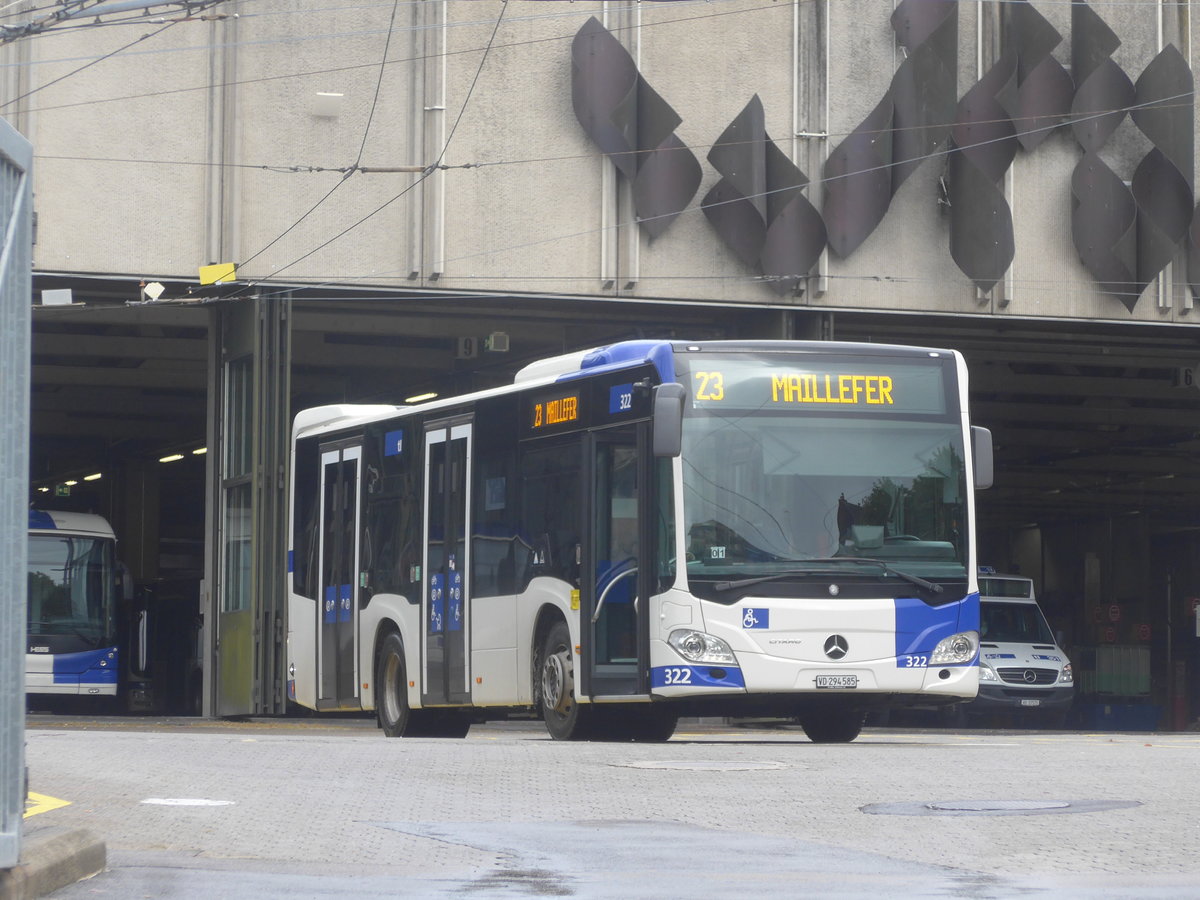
[324,585,336,624]
[52,647,118,684]
[894,592,979,666]
[287,550,293,573]
[28,509,56,530]
[339,584,352,623]
[650,665,745,689]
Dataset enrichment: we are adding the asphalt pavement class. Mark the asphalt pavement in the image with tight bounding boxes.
[10,715,1200,898]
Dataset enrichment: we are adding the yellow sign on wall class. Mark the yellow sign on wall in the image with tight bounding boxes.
[199,262,238,285]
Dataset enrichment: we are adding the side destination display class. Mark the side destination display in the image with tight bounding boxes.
[522,367,656,439]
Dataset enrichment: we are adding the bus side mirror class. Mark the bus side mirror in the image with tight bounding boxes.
[972,426,993,490]
[118,561,134,602]
[652,383,685,458]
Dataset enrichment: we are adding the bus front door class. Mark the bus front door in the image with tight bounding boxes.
[317,444,361,710]
[422,420,472,706]
[586,426,649,699]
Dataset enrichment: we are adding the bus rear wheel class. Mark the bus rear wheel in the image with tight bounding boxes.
[376,632,413,737]
[376,633,471,738]
[539,620,592,740]
[797,708,864,743]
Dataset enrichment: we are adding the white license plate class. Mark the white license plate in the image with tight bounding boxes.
[1020,698,1041,707]
[815,675,858,689]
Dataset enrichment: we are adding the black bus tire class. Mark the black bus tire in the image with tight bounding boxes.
[798,708,864,743]
[539,620,592,740]
[376,632,412,738]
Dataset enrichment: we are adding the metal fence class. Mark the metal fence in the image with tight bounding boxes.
[0,115,32,869]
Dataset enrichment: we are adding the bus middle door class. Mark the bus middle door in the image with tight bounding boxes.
[422,419,472,707]
[317,443,361,710]
[585,425,650,700]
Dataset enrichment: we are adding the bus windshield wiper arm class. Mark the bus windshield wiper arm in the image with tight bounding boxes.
[713,557,943,594]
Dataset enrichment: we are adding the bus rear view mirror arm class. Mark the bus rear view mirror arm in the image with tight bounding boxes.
[652,383,685,458]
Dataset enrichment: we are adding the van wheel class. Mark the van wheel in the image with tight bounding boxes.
[939,704,968,729]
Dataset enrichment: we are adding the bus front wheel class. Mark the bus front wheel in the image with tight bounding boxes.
[539,620,592,740]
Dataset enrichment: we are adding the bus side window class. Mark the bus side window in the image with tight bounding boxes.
[520,443,582,590]
[292,437,321,600]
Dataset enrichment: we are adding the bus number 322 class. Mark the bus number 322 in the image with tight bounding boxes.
[902,655,928,668]
[662,667,694,684]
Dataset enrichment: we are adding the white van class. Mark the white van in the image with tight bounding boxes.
[967,571,1074,725]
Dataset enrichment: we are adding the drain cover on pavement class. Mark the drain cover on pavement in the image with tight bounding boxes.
[615,760,790,771]
[862,799,1141,816]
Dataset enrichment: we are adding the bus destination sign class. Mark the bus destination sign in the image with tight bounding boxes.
[530,391,582,432]
[687,358,947,415]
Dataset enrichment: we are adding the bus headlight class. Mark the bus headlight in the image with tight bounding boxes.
[668,629,735,665]
[1058,663,1073,684]
[978,665,997,682]
[929,631,978,665]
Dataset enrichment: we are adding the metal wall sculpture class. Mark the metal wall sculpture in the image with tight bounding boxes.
[1070,4,1194,311]
[947,1,1071,292]
[701,95,827,295]
[565,3,1198,313]
[1069,3,1136,306]
[1129,46,1194,306]
[571,16,700,240]
[822,0,958,258]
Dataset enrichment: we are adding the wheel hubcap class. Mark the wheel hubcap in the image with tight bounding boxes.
[383,655,401,722]
[542,649,572,715]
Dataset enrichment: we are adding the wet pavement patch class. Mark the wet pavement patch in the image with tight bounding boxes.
[861,799,1142,816]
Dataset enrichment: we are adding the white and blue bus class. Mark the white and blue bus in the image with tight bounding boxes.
[287,340,992,742]
[26,510,125,702]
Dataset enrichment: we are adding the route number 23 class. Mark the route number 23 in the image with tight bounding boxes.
[694,371,725,401]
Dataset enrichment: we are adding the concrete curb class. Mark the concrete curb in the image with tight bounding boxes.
[0,827,105,900]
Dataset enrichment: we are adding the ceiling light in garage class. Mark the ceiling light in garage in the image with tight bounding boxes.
[159,453,185,463]
[83,473,102,482]
[405,392,438,404]
[193,447,207,455]
[63,480,77,487]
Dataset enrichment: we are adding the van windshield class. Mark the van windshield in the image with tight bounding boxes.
[981,601,1054,644]
[979,577,1033,599]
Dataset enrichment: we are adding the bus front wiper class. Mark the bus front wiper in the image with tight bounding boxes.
[713,557,944,595]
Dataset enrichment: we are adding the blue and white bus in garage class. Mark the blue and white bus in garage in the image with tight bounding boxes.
[26,510,125,702]
[287,340,992,742]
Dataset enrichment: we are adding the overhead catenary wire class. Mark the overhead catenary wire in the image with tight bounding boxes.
[1,16,184,110]
[213,86,1197,299]
[30,91,1199,179]
[0,0,231,43]
[225,0,510,298]
[236,0,403,272]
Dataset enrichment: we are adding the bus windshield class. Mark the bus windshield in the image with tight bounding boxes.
[27,534,118,646]
[677,351,968,595]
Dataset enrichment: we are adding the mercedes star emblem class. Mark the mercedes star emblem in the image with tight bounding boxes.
[824,635,849,660]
